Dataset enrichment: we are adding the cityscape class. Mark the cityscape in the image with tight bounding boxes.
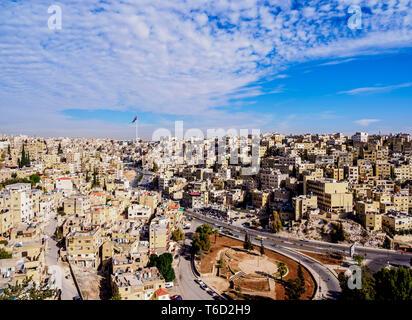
[1,0,412,304]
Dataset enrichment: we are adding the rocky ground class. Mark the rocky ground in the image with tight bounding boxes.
[288,217,385,248]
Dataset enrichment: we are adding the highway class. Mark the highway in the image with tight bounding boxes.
[186,209,411,272]
[187,218,340,300]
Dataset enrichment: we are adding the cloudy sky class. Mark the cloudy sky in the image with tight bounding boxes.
[1,0,412,140]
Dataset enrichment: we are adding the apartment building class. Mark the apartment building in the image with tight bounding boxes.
[66,228,103,268]
[306,179,353,214]
[149,217,169,250]
[251,190,271,209]
[382,211,412,233]
[111,267,165,300]
[128,204,152,221]
[259,168,288,189]
[292,194,318,220]
[63,195,91,215]
[1,183,34,225]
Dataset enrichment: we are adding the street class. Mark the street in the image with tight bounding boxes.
[43,213,79,300]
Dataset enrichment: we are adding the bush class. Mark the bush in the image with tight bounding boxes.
[0,248,12,259]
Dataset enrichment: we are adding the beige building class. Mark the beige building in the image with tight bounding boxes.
[382,211,412,233]
[111,267,165,300]
[292,195,318,220]
[66,228,103,268]
[306,179,353,214]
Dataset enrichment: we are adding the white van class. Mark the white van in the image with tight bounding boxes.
[165,282,174,288]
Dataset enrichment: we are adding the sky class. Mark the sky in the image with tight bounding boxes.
[1,0,412,140]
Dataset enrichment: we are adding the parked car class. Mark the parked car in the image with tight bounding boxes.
[200,284,208,290]
[165,282,174,288]
[194,278,203,285]
[72,296,82,300]
[208,290,216,296]
[171,295,182,300]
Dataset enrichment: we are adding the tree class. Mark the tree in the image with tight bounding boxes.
[92,168,100,188]
[171,229,184,241]
[297,263,305,289]
[383,237,392,249]
[338,266,376,300]
[7,144,11,156]
[58,143,63,154]
[29,174,40,186]
[0,276,56,300]
[271,211,282,233]
[260,239,265,255]
[331,222,346,243]
[147,253,175,282]
[353,254,365,266]
[285,278,305,300]
[85,170,90,183]
[277,262,287,280]
[0,248,12,259]
[153,162,159,173]
[214,229,219,243]
[109,292,122,300]
[192,224,213,254]
[243,233,253,251]
[374,266,412,300]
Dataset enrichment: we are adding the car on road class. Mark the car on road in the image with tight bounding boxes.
[200,284,208,290]
[194,278,203,285]
[165,282,174,288]
[72,296,82,300]
[207,290,216,296]
[171,295,182,300]
[174,254,179,259]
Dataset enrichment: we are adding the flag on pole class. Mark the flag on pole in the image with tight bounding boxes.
[131,115,137,123]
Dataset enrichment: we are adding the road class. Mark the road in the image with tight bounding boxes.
[132,169,153,189]
[186,209,411,272]
[174,225,214,300]
[188,218,340,300]
[43,213,79,300]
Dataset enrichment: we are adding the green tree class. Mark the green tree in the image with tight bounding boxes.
[7,145,11,156]
[153,162,159,173]
[338,266,376,300]
[374,266,412,300]
[214,229,219,244]
[0,276,56,300]
[29,174,40,186]
[285,278,305,300]
[109,292,122,300]
[271,211,282,233]
[243,233,253,251]
[331,222,346,243]
[147,253,175,282]
[297,263,305,289]
[0,248,12,259]
[277,262,287,280]
[171,229,184,241]
[57,143,63,154]
[260,239,265,255]
[353,254,365,266]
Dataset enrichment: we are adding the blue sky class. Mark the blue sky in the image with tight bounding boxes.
[1,0,412,140]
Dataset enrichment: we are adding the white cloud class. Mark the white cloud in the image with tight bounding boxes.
[354,119,381,126]
[0,0,412,137]
[339,82,412,95]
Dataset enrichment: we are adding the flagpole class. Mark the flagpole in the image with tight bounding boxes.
[135,119,138,144]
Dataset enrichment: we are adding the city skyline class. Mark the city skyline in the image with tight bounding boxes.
[1,1,412,139]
